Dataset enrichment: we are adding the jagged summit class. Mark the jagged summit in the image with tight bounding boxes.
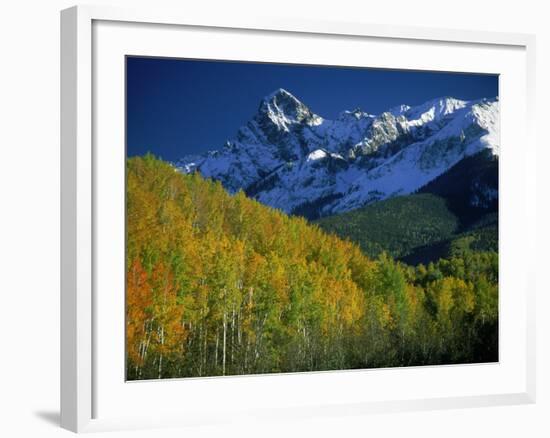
[388,104,411,117]
[175,90,499,218]
[257,88,321,129]
[339,107,373,121]
[262,87,297,102]
[406,96,468,123]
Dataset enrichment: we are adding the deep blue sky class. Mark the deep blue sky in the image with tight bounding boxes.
[127,57,498,161]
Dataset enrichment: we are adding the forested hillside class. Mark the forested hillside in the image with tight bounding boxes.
[316,193,497,265]
[316,151,498,265]
[316,193,459,260]
[126,155,498,380]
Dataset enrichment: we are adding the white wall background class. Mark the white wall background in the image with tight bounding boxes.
[0,1,547,437]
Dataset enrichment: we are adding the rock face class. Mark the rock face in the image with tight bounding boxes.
[175,88,499,219]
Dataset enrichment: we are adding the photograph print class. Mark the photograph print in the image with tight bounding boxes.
[126,57,499,380]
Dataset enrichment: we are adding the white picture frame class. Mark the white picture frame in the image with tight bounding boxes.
[60,4,536,433]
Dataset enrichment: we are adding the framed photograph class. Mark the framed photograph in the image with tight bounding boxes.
[61,5,536,433]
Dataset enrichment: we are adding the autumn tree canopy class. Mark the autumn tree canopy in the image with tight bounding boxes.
[126,155,498,380]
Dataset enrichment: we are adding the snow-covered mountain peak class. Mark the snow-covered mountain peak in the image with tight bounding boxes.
[388,104,411,117]
[406,96,468,125]
[175,91,499,218]
[257,88,322,129]
[338,108,374,121]
[263,87,296,102]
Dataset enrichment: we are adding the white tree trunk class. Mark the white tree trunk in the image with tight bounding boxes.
[222,311,227,375]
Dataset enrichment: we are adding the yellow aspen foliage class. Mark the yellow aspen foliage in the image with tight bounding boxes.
[126,155,499,379]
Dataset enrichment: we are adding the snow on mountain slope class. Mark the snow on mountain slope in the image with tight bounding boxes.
[175,89,499,218]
